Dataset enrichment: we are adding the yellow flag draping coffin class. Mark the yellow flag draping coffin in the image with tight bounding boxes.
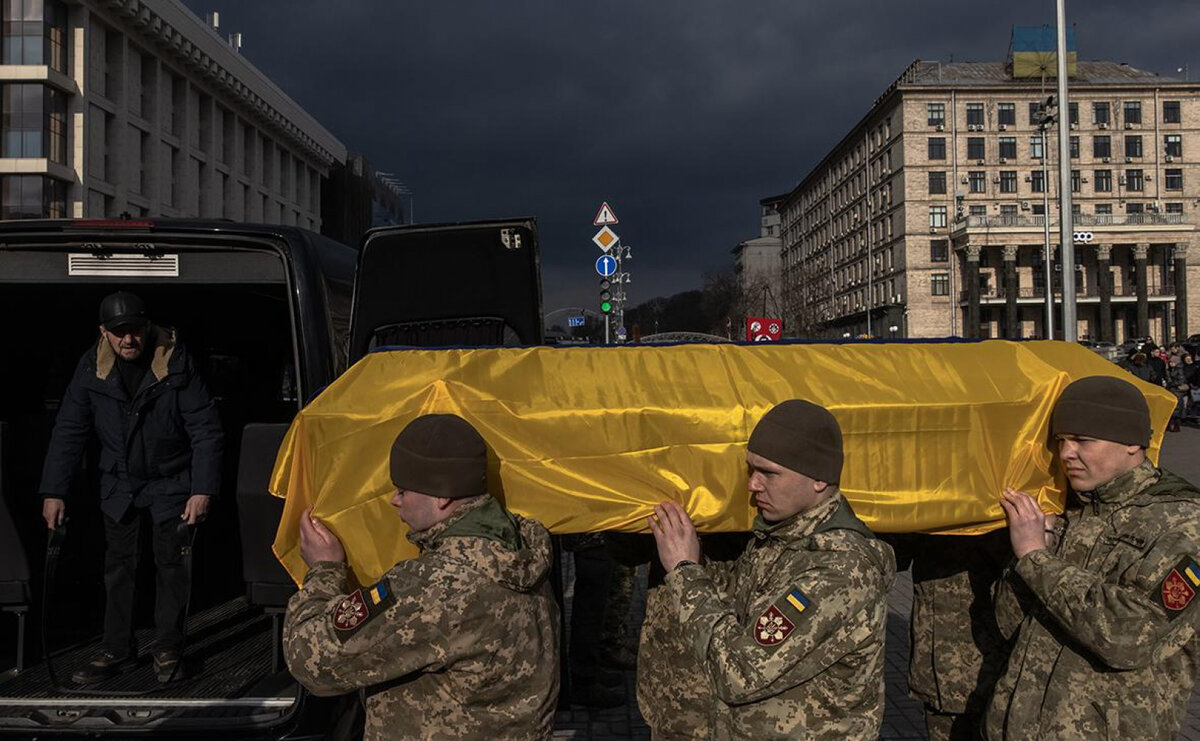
[269,340,1173,586]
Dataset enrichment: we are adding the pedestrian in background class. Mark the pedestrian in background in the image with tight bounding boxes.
[986,376,1200,739]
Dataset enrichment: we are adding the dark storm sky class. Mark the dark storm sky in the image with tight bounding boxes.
[180,0,1198,313]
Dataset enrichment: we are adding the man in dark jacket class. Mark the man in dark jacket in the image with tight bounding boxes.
[39,291,222,684]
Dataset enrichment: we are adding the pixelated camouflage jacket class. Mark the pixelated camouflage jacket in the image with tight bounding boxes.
[283,494,560,741]
[986,461,1200,740]
[639,493,895,740]
[906,529,1011,714]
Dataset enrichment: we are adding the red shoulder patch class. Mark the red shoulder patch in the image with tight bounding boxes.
[754,605,795,646]
[333,590,369,631]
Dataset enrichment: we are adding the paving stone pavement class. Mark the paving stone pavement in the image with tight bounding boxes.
[553,424,1200,739]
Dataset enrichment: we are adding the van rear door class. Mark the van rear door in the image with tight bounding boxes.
[348,219,543,363]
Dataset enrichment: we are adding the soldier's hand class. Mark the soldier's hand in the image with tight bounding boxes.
[42,497,65,529]
[648,500,701,572]
[1000,488,1047,559]
[1043,513,1061,551]
[299,507,346,566]
[181,494,210,525]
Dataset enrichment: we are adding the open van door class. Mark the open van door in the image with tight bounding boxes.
[348,219,544,363]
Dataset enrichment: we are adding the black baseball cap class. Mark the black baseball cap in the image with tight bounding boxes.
[98,291,149,331]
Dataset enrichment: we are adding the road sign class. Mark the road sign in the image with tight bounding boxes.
[616,326,627,339]
[593,226,619,252]
[596,254,617,277]
[746,317,783,342]
[567,315,585,327]
[593,201,619,226]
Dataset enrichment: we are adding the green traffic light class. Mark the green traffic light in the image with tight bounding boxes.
[600,300,613,314]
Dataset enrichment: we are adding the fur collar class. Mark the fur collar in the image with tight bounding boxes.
[95,325,176,383]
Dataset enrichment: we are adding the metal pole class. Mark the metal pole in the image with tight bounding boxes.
[1042,125,1054,338]
[1056,0,1077,341]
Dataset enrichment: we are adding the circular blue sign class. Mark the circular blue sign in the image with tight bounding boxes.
[595,254,618,277]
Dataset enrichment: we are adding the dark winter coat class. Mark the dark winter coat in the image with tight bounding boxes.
[39,326,223,523]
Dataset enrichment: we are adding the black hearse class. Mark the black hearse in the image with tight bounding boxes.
[0,217,543,738]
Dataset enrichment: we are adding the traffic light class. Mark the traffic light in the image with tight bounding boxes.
[599,278,613,314]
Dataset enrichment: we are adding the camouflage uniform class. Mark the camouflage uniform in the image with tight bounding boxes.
[986,461,1200,740]
[283,495,560,740]
[637,493,895,739]
[906,530,1010,740]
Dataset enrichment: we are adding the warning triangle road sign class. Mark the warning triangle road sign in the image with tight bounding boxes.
[593,201,619,226]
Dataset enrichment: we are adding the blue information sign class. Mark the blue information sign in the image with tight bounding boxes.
[567,315,585,327]
[596,254,618,277]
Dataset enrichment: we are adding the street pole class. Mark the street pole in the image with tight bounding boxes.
[1056,0,1077,341]
[1041,124,1054,338]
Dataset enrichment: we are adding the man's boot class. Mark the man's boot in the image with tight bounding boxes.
[72,648,135,685]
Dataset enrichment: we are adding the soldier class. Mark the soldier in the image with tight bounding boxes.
[637,399,896,739]
[282,414,560,740]
[986,376,1200,739]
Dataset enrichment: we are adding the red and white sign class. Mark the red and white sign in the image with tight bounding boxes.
[746,317,783,342]
[593,201,619,226]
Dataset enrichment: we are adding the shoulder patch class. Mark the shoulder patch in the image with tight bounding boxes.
[753,586,812,647]
[1158,557,1200,618]
[331,579,396,641]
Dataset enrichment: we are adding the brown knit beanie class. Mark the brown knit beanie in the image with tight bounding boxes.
[747,400,843,484]
[389,414,488,498]
[1051,376,1151,447]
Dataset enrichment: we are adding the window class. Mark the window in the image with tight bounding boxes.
[1095,203,1112,215]
[1124,135,1142,158]
[929,205,947,228]
[928,137,946,159]
[1070,136,1079,158]
[1094,169,1112,192]
[1163,100,1181,124]
[969,170,986,193]
[998,137,1017,159]
[998,103,1016,126]
[967,137,985,160]
[1071,170,1081,193]
[1123,101,1142,125]
[1031,170,1045,192]
[1069,102,1079,125]
[969,205,986,217]
[2,0,66,70]
[1165,168,1183,191]
[931,239,949,262]
[1165,134,1182,158]
[931,273,949,296]
[1093,102,1110,125]
[927,103,945,126]
[1030,136,1044,159]
[1093,135,1111,159]
[1125,169,1144,191]
[1166,203,1184,214]
[966,103,984,127]
[928,171,946,194]
[0,174,65,218]
[1,83,65,163]
[1029,101,1042,124]
[1126,202,1144,215]
[999,171,1017,193]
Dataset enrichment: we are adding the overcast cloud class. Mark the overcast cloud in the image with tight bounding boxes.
[181,0,1199,313]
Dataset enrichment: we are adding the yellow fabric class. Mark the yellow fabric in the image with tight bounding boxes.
[1012,51,1078,79]
[270,340,1173,586]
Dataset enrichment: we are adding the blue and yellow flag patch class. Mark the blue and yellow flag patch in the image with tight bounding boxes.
[776,586,813,620]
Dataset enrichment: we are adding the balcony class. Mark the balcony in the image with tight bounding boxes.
[961,282,1176,302]
[954,213,1186,229]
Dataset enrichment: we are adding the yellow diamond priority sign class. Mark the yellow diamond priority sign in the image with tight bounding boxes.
[593,226,619,252]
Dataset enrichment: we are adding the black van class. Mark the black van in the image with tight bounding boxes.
[0,216,543,738]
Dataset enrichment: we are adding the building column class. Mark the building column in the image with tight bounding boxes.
[1097,243,1113,344]
[1175,243,1190,342]
[1135,243,1150,339]
[1003,245,1019,339]
[965,245,981,339]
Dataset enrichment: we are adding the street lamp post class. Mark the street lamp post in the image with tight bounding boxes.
[1055,0,1077,341]
[1039,112,1055,338]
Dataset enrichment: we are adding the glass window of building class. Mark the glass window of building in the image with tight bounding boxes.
[1125,169,1144,191]
[1126,202,1144,215]
[1094,169,1112,192]
[1030,170,1045,192]
[969,205,986,216]
[931,273,949,296]
[1124,135,1142,158]
[2,83,65,162]
[1166,202,1184,214]
[1071,170,1081,193]
[999,171,1017,193]
[928,171,946,194]
[1093,102,1110,126]
[969,170,986,193]
[1123,101,1142,125]
[3,0,66,70]
[1030,136,1044,159]
[1093,136,1111,159]
[997,103,1016,126]
[999,205,1018,217]
[967,137,985,160]
[1,174,64,218]
[1165,134,1182,158]
[1069,102,1079,125]
[1163,100,1181,124]
[1095,203,1112,215]
[1165,168,1183,190]
[1070,136,1079,158]
[966,103,984,127]
[927,137,945,160]
[927,103,945,126]
[930,239,948,263]
[1029,101,1041,124]
[929,205,947,228]
[998,137,1017,159]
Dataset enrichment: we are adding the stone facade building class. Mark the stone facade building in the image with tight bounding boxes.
[777,58,1199,342]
